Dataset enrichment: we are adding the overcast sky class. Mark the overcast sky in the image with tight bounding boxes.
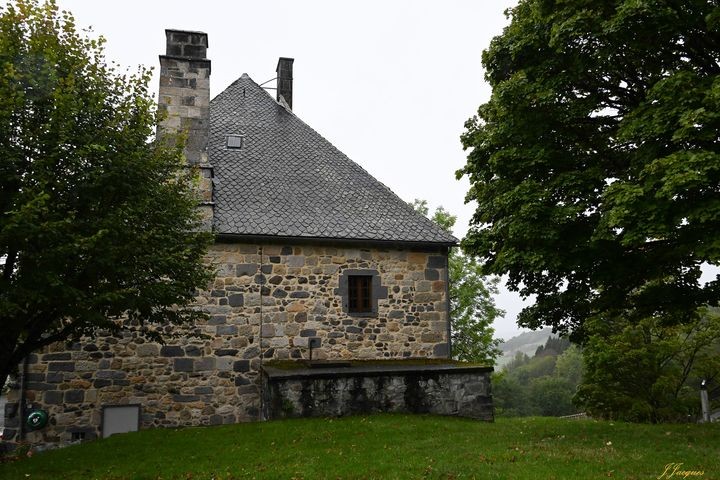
[53,0,529,340]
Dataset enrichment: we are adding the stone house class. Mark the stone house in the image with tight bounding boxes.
[2,30,495,446]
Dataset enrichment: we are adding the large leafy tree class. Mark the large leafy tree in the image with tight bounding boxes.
[0,0,213,391]
[412,200,503,364]
[459,0,720,339]
[575,309,720,422]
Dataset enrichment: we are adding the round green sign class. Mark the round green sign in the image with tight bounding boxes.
[25,410,49,430]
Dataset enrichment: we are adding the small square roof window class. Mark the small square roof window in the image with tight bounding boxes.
[226,135,244,149]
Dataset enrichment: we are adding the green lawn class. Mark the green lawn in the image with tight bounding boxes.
[1,415,719,479]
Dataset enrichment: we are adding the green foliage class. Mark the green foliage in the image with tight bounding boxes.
[529,376,576,416]
[494,335,583,417]
[555,345,583,386]
[458,0,720,339]
[4,415,720,479]
[411,199,503,364]
[575,309,720,423]
[0,0,213,390]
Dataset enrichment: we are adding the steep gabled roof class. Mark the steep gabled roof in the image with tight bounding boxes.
[208,74,457,246]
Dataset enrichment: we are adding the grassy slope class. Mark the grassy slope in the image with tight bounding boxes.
[1,415,719,479]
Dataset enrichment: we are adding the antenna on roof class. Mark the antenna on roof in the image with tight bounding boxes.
[259,77,277,87]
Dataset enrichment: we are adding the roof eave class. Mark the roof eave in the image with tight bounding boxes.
[214,233,457,249]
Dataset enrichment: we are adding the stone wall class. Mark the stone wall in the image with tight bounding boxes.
[2,241,450,446]
[262,364,494,421]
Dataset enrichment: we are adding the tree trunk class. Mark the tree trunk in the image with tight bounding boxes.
[0,329,22,394]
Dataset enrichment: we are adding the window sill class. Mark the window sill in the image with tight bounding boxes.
[346,311,377,318]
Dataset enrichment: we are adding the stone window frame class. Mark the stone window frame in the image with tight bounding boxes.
[335,269,387,317]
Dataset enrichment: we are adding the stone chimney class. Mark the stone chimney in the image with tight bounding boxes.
[276,57,294,110]
[158,29,213,230]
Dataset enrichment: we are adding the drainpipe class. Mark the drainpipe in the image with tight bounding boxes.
[445,248,452,359]
[18,355,28,441]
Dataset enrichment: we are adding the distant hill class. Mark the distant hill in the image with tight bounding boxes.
[496,328,553,368]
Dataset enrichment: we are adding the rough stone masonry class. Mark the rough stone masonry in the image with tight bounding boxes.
[3,243,454,445]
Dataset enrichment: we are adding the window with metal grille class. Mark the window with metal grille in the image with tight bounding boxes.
[348,275,372,313]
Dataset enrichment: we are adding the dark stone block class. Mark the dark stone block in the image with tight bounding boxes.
[300,329,316,337]
[235,376,251,386]
[346,326,363,334]
[161,346,184,357]
[228,294,244,307]
[254,274,266,284]
[194,386,214,394]
[83,344,99,352]
[236,263,258,276]
[269,275,283,285]
[48,362,75,372]
[217,325,238,335]
[219,298,228,306]
[167,44,182,56]
[281,246,293,255]
[4,402,18,418]
[26,373,45,382]
[424,269,440,281]
[64,390,85,404]
[233,360,250,372]
[209,414,223,425]
[243,346,260,359]
[208,314,226,324]
[427,256,446,269]
[194,358,214,372]
[272,288,288,298]
[215,349,238,356]
[210,290,226,297]
[290,291,310,298]
[96,370,126,380]
[42,353,71,361]
[295,312,307,323]
[174,358,194,372]
[43,391,63,405]
[185,345,202,357]
[183,44,206,58]
[433,343,449,357]
[261,265,273,274]
[173,394,200,402]
[93,379,112,388]
[269,256,280,263]
[26,382,54,391]
[388,310,404,319]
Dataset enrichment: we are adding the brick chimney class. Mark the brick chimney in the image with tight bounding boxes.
[276,57,294,110]
[158,29,213,230]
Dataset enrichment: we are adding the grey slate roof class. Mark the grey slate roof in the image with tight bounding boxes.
[208,74,458,246]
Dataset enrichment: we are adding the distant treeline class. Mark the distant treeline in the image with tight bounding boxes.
[493,336,583,417]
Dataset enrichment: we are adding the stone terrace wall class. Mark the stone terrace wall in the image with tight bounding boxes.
[3,242,450,446]
[262,364,494,421]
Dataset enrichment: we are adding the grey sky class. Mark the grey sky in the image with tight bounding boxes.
[54,0,528,340]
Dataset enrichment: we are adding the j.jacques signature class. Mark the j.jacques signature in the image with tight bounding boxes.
[657,463,705,479]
